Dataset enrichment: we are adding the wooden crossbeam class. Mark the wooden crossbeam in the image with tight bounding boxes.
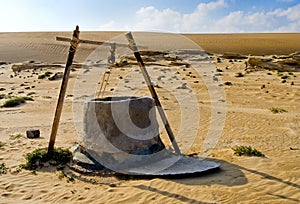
[56,36,147,49]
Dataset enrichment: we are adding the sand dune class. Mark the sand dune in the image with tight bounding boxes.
[0,32,299,203]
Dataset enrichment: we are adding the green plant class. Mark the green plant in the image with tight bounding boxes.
[58,170,74,182]
[27,92,36,96]
[270,107,287,114]
[42,96,52,99]
[38,71,52,79]
[0,163,8,175]
[1,96,33,108]
[0,141,5,148]
[233,146,265,157]
[235,72,244,77]
[9,133,23,140]
[22,147,72,170]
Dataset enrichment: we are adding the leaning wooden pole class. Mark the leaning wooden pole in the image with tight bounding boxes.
[47,26,80,156]
[125,32,181,154]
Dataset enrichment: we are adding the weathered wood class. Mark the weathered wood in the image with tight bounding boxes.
[47,26,80,156]
[125,32,181,155]
[56,36,148,49]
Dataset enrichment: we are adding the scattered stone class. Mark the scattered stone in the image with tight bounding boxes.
[176,83,188,89]
[221,52,247,59]
[109,183,117,187]
[224,81,233,86]
[0,62,7,66]
[291,81,294,85]
[282,80,287,83]
[0,88,5,91]
[261,85,266,89]
[48,72,63,81]
[281,75,289,80]
[26,129,40,139]
[25,87,30,90]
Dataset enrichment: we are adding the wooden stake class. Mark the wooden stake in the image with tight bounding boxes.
[47,26,80,156]
[125,32,181,155]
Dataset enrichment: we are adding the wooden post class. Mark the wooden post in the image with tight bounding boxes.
[47,26,80,156]
[125,32,181,155]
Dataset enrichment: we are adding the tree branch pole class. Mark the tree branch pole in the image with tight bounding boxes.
[47,26,80,156]
[125,32,181,155]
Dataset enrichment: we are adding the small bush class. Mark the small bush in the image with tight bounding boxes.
[1,96,33,108]
[38,71,52,79]
[233,146,264,157]
[0,94,6,99]
[270,107,287,114]
[235,72,244,77]
[22,147,72,170]
[9,133,23,140]
[27,92,36,96]
[42,96,52,99]
[0,163,8,175]
[0,141,5,148]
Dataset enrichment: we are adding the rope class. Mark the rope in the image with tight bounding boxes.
[97,43,116,98]
[97,66,112,98]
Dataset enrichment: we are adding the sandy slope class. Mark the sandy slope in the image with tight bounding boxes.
[0,32,299,203]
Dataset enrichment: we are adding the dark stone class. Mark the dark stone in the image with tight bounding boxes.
[26,129,40,138]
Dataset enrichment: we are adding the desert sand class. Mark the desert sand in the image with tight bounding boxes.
[0,32,299,204]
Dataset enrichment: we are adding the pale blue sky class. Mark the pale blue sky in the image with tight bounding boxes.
[0,0,299,33]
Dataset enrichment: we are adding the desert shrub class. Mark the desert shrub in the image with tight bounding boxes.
[233,146,264,157]
[1,96,33,108]
[0,163,8,174]
[9,133,23,140]
[27,92,36,96]
[42,96,52,99]
[22,147,72,170]
[0,94,6,99]
[235,72,244,77]
[38,71,52,79]
[0,141,5,148]
[270,107,287,114]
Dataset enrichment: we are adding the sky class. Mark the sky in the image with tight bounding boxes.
[0,0,300,33]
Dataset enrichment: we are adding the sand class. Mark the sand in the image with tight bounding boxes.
[0,32,299,203]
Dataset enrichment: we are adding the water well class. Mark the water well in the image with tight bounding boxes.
[73,96,220,176]
[70,31,222,176]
